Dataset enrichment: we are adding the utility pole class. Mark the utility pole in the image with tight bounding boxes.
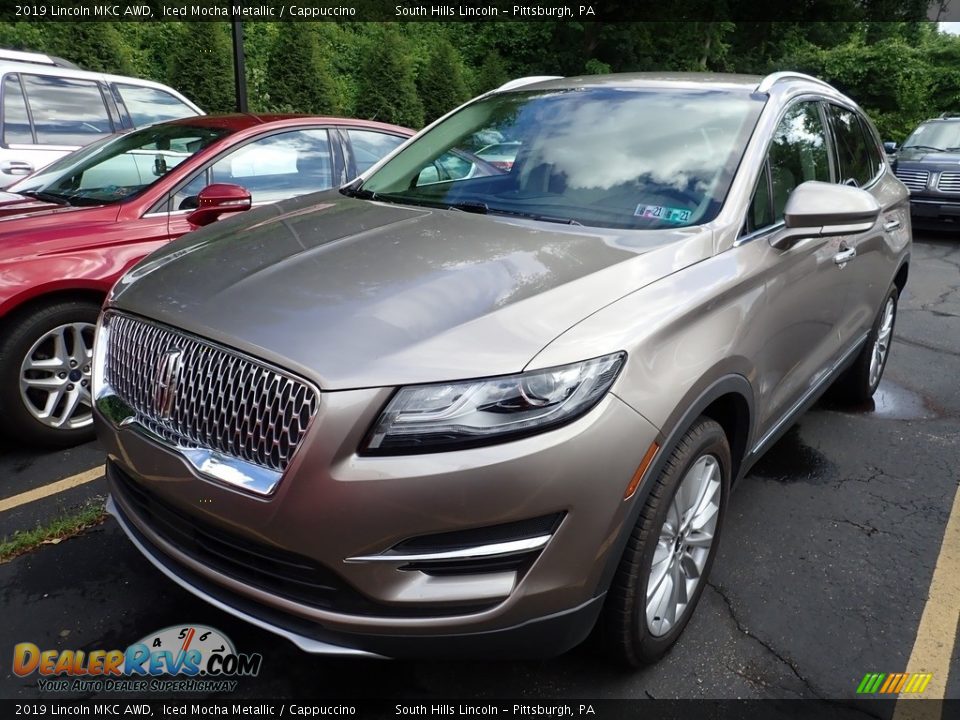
[230,4,249,113]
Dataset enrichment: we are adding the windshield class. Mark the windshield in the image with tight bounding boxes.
[9,124,231,206]
[902,121,960,151]
[356,87,764,229]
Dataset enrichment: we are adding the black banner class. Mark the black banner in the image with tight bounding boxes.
[0,0,947,23]
[0,699,953,719]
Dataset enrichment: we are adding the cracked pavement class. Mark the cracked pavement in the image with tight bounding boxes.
[1,233,959,702]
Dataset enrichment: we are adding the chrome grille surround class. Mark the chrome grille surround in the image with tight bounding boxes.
[937,171,960,193]
[101,311,319,478]
[894,168,929,193]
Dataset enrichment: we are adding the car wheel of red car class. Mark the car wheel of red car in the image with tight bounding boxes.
[0,299,100,447]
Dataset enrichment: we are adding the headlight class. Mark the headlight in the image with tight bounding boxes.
[363,352,625,454]
[90,312,110,400]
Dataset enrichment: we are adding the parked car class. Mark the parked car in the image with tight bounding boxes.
[0,48,203,187]
[890,113,960,226]
[0,114,412,446]
[475,141,522,170]
[94,72,910,664]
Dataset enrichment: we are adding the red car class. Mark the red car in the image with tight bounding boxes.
[0,114,412,447]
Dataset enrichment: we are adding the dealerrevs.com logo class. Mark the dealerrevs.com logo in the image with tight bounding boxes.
[13,624,263,693]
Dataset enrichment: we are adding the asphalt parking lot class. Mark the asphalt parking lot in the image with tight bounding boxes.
[1,231,959,704]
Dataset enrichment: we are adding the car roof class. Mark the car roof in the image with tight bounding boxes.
[495,71,847,98]
[497,72,766,94]
[161,113,412,135]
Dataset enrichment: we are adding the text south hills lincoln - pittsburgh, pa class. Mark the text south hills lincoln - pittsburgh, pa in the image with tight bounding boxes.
[394,5,596,17]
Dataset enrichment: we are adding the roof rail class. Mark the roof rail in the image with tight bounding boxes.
[756,71,834,94]
[0,48,80,69]
[496,76,563,92]
[940,112,960,119]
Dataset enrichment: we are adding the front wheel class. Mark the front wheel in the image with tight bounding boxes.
[601,417,731,666]
[0,299,101,447]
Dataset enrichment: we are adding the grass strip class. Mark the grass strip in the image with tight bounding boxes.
[0,497,107,563]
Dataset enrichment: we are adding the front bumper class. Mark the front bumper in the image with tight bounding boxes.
[97,390,658,657]
[909,196,960,220]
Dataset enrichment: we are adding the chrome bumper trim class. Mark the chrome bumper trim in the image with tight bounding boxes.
[346,535,551,564]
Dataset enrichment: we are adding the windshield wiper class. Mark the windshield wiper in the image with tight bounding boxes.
[452,203,583,225]
[17,189,70,206]
[902,144,944,152]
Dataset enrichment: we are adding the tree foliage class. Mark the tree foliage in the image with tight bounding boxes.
[166,23,235,113]
[417,40,470,123]
[352,26,424,128]
[266,24,341,114]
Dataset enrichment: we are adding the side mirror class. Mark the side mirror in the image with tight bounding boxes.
[771,181,880,249]
[883,141,898,153]
[187,183,252,227]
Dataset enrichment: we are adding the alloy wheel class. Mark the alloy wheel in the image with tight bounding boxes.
[869,297,895,388]
[18,322,95,430]
[645,453,722,637]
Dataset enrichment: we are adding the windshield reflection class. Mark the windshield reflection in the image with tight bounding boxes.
[358,87,764,229]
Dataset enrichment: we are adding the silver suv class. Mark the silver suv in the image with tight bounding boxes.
[93,72,910,664]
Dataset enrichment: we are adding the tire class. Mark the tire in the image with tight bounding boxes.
[0,299,101,448]
[600,417,731,666]
[834,285,898,404]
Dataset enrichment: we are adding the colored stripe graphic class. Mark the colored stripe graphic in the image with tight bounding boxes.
[856,673,933,694]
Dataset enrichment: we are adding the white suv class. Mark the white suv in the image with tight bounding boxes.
[0,49,202,187]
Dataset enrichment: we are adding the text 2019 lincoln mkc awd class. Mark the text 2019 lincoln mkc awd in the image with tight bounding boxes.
[93,72,911,664]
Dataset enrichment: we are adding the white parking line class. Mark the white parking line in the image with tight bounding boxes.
[0,466,104,513]
[893,480,960,715]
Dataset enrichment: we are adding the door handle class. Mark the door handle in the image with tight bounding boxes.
[834,246,857,265]
[0,160,33,176]
[883,219,901,232]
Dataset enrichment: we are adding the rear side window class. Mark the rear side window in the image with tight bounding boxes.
[347,129,406,174]
[827,105,879,187]
[2,75,32,145]
[113,83,197,127]
[21,74,112,145]
[768,102,830,221]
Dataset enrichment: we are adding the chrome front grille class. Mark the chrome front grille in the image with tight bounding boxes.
[103,311,318,474]
[937,171,960,193]
[894,168,929,192]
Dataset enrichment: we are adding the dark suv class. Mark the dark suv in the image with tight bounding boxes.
[892,115,960,225]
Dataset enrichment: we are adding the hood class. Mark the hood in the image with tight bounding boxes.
[111,191,713,389]
[896,148,960,165]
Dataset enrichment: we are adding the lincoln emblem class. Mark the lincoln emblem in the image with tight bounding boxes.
[153,347,184,420]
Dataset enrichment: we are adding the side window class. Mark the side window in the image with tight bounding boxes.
[2,75,33,145]
[347,130,405,175]
[21,74,113,145]
[113,84,197,127]
[827,105,874,187]
[746,161,773,233]
[173,128,333,209]
[857,113,886,180]
[768,102,830,221]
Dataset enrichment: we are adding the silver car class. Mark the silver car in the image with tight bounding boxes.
[93,72,911,664]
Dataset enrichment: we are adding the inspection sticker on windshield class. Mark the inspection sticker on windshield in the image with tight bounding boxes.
[634,204,692,223]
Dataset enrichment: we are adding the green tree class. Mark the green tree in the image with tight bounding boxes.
[417,40,470,123]
[353,27,424,128]
[266,24,341,114]
[475,50,509,93]
[165,23,235,113]
[44,23,133,74]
